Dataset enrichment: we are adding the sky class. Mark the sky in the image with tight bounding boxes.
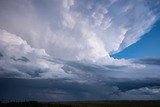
[0,0,160,101]
[112,20,160,59]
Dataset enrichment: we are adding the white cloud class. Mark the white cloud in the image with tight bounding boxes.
[0,29,76,79]
[140,87,160,94]
[0,29,160,80]
[0,29,48,59]
[62,0,74,10]
[122,87,160,99]
[0,0,159,65]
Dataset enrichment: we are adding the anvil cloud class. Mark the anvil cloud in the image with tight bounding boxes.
[0,0,158,63]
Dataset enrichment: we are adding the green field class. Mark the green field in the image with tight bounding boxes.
[1,101,160,107]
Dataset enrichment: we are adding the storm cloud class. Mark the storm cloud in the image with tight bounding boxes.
[0,0,159,63]
[0,0,160,101]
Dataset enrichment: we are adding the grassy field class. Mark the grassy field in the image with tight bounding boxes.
[0,101,160,107]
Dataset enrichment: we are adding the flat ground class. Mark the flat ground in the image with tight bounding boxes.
[1,100,160,107]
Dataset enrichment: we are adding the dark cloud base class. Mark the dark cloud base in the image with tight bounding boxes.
[137,58,160,66]
[1,78,160,101]
[1,55,160,101]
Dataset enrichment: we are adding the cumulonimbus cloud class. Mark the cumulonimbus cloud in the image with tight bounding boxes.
[0,0,159,64]
[0,29,159,79]
[1,0,160,101]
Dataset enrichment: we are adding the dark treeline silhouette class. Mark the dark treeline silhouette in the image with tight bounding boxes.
[0,100,160,107]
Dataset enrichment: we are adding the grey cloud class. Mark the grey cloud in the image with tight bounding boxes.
[1,53,160,80]
[0,52,3,57]
[11,56,30,62]
[1,50,160,101]
[1,78,160,101]
[121,86,160,100]
[135,58,160,66]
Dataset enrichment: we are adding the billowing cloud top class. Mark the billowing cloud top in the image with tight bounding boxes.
[0,0,159,78]
[0,0,159,63]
